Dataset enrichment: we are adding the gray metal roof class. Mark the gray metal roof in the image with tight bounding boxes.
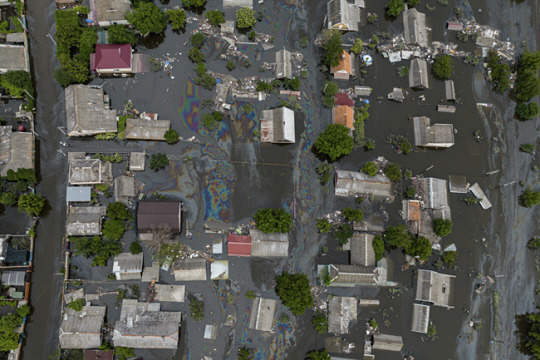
[417,177,449,210]
[403,8,428,47]
[0,127,34,177]
[445,80,455,100]
[66,206,106,236]
[0,44,28,72]
[66,186,92,203]
[129,152,146,171]
[335,170,394,201]
[411,303,430,333]
[372,334,403,352]
[114,175,135,205]
[125,119,170,141]
[355,86,373,96]
[172,258,207,281]
[470,183,492,209]
[112,252,143,274]
[448,175,467,193]
[328,296,357,334]
[350,233,376,267]
[327,0,360,31]
[329,264,387,286]
[275,49,292,79]
[409,58,429,89]
[154,284,185,302]
[223,0,253,7]
[415,269,455,307]
[413,116,454,148]
[260,107,295,143]
[59,306,106,349]
[1,271,25,286]
[249,229,289,257]
[248,297,277,332]
[93,0,131,25]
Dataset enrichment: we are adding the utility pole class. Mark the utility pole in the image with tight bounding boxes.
[46,33,56,46]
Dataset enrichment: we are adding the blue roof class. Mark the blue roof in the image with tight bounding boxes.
[66,186,92,203]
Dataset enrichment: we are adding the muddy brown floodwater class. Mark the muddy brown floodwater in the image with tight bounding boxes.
[17,0,539,359]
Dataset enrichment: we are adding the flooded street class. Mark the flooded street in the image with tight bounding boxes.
[17,0,540,359]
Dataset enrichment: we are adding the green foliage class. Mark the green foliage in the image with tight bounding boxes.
[189,296,204,321]
[0,70,33,99]
[386,0,405,17]
[321,30,342,68]
[464,54,479,66]
[67,299,85,311]
[373,235,385,261]
[166,9,186,30]
[408,0,419,7]
[73,5,89,14]
[442,251,456,267]
[182,0,206,7]
[433,219,453,237]
[5,168,36,184]
[515,102,540,120]
[226,61,236,71]
[237,346,254,360]
[312,310,328,333]
[299,36,309,48]
[130,241,142,255]
[361,161,378,176]
[427,321,438,340]
[315,163,333,185]
[275,272,314,316]
[520,143,536,154]
[75,28,97,64]
[353,104,369,149]
[528,237,540,250]
[236,7,256,29]
[432,55,454,79]
[188,47,205,63]
[404,169,413,179]
[322,96,335,108]
[194,72,216,90]
[519,188,540,208]
[102,219,126,241]
[164,129,179,144]
[149,153,169,171]
[316,218,331,233]
[114,347,135,360]
[93,153,123,163]
[283,77,301,91]
[254,208,292,233]
[515,51,540,102]
[245,290,256,299]
[342,207,363,222]
[106,202,131,221]
[18,193,45,216]
[384,224,412,249]
[405,236,432,260]
[256,80,272,92]
[248,30,257,41]
[334,223,353,245]
[205,10,225,27]
[0,192,18,206]
[364,138,376,151]
[486,50,511,94]
[71,236,122,266]
[314,124,354,162]
[367,13,378,24]
[0,307,26,351]
[202,111,223,131]
[305,349,331,360]
[384,163,402,181]
[406,186,416,198]
[397,66,409,78]
[127,2,167,36]
[350,39,363,55]
[191,32,206,48]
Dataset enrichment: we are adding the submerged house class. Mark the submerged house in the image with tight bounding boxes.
[89,0,131,26]
[68,156,113,186]
[114,175,135,205]
[137,201,182,239]
[415,269,455,308]
[328,296,357,334]
[335,170,394,202]
[172,258,207,281]
[413,116,454,148]
[0,44,29,73]
[372,334,404,352]
[325,264,390,287]
[66,206,106,236]
[409,58,429,90]
[112,300,182,349]
[260,107,295,144]
[125,118,171,141]
[415,177,451,219]
[326,0,360,31]
[445,80,456,101]
[275,49,293,79]
[411,303,430,333]
[331,50,353,80]
[348,233,376,267]
[403,7,429,48]
[91,44,132,75]
[59,305,106,349]
[0,126,34,177]
[112,252,143,280]
[248,297,277,332]
[332,105,355,131]
[65,85,117,137]
[249,229,289,257]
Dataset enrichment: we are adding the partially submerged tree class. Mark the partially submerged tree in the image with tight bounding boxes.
[432,55,454,79]
[383,162,402,181]
[275,272,314,316]
[149,153,169,171]
[432,219,453,237]
[373,235,385,261]
[237,346,254,360]
[314,124,354,162]
[342,207,363,222]
[405,236,432,260]
[205,10,225,27]
[254,208,292,233]
[320,29,342,68]
[165,9,186,30]
[316,218,331,233]
[127,2,167,36]
[519,188,540,208]
[305,349,331,360]
[386,0,405,17]
[312,310,328,333]
[384,224,411,248]
[164,129,179,144]
[18,193,45,217]
[236,7,256,29]
[361,161,378,176]
[107,24,137,45]
[515,102,540,120]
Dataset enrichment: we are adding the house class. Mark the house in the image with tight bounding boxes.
[335,170,394,201]
[446,22,463,31]
[328,296,357,334]
[129,152,146,171]
[59,305,106,349]
[248,297,277,332]
[65,85,117,137]
[331,50,353,80]
[223,0,253,7]
[403,7,429,48]
[137,201,182,237]
[448,175,468,194]
[470,183,492,210]
[372,334,404,352]
[83,350,114,360]
[249,229,289,257]
[275,49,293,79]
[445,80,455,101]
[335,93,354,106]
[260,107,295,143]
[411,303,430,333]
[349,233,376,267]
[114,175,135,205]
[172,258,207,281]
[0,44,29,73]
[402,200,442,244]
[0,126,34,177]
[66,187,92,203]
[66,206,106,236]
[68,157,113,185]
[415,269,455,307]
[415,177,450,218]
[413,116,454,148]
[332,105,355,131]
[112,300,182,349]
[228,234,252,257]
[89,0,131,27]
[154,284,185,302]
[409,58,429,90]
[326,264,389,287]
[91,44,133,75]
[112,252,143,280]
[125,118,171,141]
[355,85,372,97]
[327,0,360,31]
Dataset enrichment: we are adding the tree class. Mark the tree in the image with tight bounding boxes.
[226,61,236,71]
[312,310,328,333]
[182,0,206,7]
[254,208,292,233]
[519,188,540,208]
[195,73,216,90]
[191,32,206,48]
[321,30,342,68]
[188,47,205,63]
[406,186,416,198]
[432,219,453,237]
[408,0,419,7]
[205,10,225,27]
[516,102,540,120]
[405,236,432,260]
[384,163,402,181]
[127,2,167,36]
[149,153,169,171]
[165,9,186,31]
[70,236,122,266]
[107,25,137,45]
[18,193,45,216]
[520,143,535,154]
[322,81,338,97]
[386,0,404,17]
[102,219,126,241]
[275,272,314,316]
[373,235,385,261]
[236,7,256,29]
[130,241,142,255]
[486,50,511,94]
[67,299,85,311]
[334,223,353,245]
[350,38,363,55]
[284,77,301,91]
[314,124,354,162]
[164,129,179,144]
[54,68,74,87]
[202,111,223,130]
[114,347,135,360]
[0,70,33,98]
[442,251,456,267]
[316,218,331,233]
[60,57,89,84]
[106,202,130,221]
[342,207,363,222]
[188,295,204,321]
[0,311,25,351]
[316,163,333,185]
[0,192,18,206]
[432,55,454,79]
[237,346,254,360]
[361,161,378,176]
[515,51,540,102]
[306,349,331,360]
[384,225,411,248]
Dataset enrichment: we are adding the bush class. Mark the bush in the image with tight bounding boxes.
[226,61,236,71]
[397,66,409,78]
[384,163,402,181]
[205,10,225,27]
[188,48,205,63]
[202,111,223,131]
[335,223,353,245]
[406,186,416,198]
[516,102,540,120]
[306,349,331,360]
[164,129,179,144]
[519,188,540,207]
[67,299,85,311]
[238,347,253,360]
[432,219,453,237]
[191,32,206,48]
[194,72,216,90]
[106,202,131,221]
[312,310,328,333]
[0,70,33,98]
[515,50,540,102]
[342,207,363,222]
[102,219,125,241]
[127,2,167,36]
[130,241,142,255]
[386,0,404,17]
[114,347,135,360]
[384,224,411,248]
[432,55,454,79]
[0,192,18,206]
[361,162,378,176]
[248,30,257,41]
[275,272,313,316]
[350,39,363,54]
[149,153,169,171]
[107,25,137,45]
[189,296,204,321]
[254,208,292,233]
[284,77,301,91]
[236,7,256,29]
[182,0,206,7]
[165,9,186,30]
[18,193,45,217]
[442,251,456,267]
[316,218,331,233]
[315,163,333,185]
[520,143,535,154]
[314,124,354,162]
[373,235,384,261]
[405,236,432,260]
[70,236,122,266]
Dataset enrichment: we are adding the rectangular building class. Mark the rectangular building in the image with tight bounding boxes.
[413,116,454,148]
[327,0,360,31]
[335,170,394,201]
[415,269,455,307]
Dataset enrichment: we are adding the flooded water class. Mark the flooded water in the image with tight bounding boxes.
[18,0,539,359]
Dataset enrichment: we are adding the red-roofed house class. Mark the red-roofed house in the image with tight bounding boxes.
[335,93,354,107]
[90,44,133,75]
[228,235,252,257]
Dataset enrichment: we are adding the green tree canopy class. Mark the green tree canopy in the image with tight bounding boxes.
[191,32,206,48]
[432,55,454,79]
[70,236,122,266]
[18,193,45,217]
[149,153,169,171]
[322,81,338,97]
[314,124,354,162]
[164,129,179,144]
[316,218,331,233]
[442,250,456,267]
[334,223,353,245]
[432,219,453,237]
[275,272,314,316]
[515,51,540,102]
[405,236,432,260]
[102,219,126,241]
[182,0,206,7]
[254,208,292,233]
[205,10,225,27]
[523,311,540,357]
[373,235,385,261]
[519,188,540,208]
[236,7,256,29]
[106,202,131,221]
[107,25,137,45]
[342,207,363,222]
[386,0,404,17]
[350,38,363,54]
[114,347,135,360]
[306,349,331,360]
[237,346,254,360]
[127,2,167,36]
[321,29,342,68]
[516,102,540,120]
[361,161,378,176]
[384,224,411,248]
[165,9,186,31]
[130,241,142,255]
[0,70,33,98]
[312,310,328,333]
[384,162,402,181]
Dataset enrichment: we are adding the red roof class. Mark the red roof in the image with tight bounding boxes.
[335,93,354,106]
[228,234,251,257]
[90,44,132,71]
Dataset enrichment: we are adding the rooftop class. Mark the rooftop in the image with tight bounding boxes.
[372,334,403,352]
[68,158,113,185]
[275,49,292,79]
[248,297,277,332]
[0,44,28,72]
[409,58,429,89]
[172,258,207,281]
[331,50,352,75]
[66,186,92,203]
[90,44,132,71]
[112,252,143,274]
[415,269,455,307]
[328,296,357,334]
[411,303,430,333]
[260,107,295,143]
[349,233,376,267]
[129,152,146,171]
[137,201,182,233]
[0,127,34,177]
[91,0,131,25]
[114,175,135,205]
[403,7,428,47]
[413,116,454,148]
[59,306,106,349]
[332,105,355,130]
[249,229,289,257]
[154,284,185,303]
[335,169,394,201]
[327,0,360,31]
[66,206,106,236]
[228,234,252,257]
[125,118,171,141]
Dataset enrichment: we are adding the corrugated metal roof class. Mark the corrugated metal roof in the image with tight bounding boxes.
[411,303,430,333]
[66,186,92,203]
[228,235,252,256]
[248,297,276,331]
[350,233,376,267]
[415,269,455,307]
[373,334,403,351]
[335,170,394,200]
[137,201,182,233]
[409,58,429,89]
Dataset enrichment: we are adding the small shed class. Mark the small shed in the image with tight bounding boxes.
[413,116,454,148]
[172,258,207,281]
[388,87,405,102]
[275,49,293,79]
[372,334,404,352]
[445,80,456,101]
[415,269,455,307]
[335,170,394,201]
[66,187,92,203]
[66,206,106,236]
[59,306,106,349]
[448,175,468,193]
[249,229,289,257]
[437,105,456,113]
[89,0,131,27]
[204,324,217,340]
[355,86,373,97]
[331,50,353,80]
[411,303,430,334]
[114,176,135,205]
[129,152,145,171]
[228,234,252,257]
[470,183,492,209]
[112,252,143,280]
[260,107,296,144]
[409,58,429,90]
[327,0,360,31]
[446,22,463,31]
[248,297,277,332]
[210,260,229,280]
[403,7,428,47]
[154,284,185,302]
[349,233,376,267]
[1,271,25,286]
[328,296,357,334]
[332,105,355,130]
